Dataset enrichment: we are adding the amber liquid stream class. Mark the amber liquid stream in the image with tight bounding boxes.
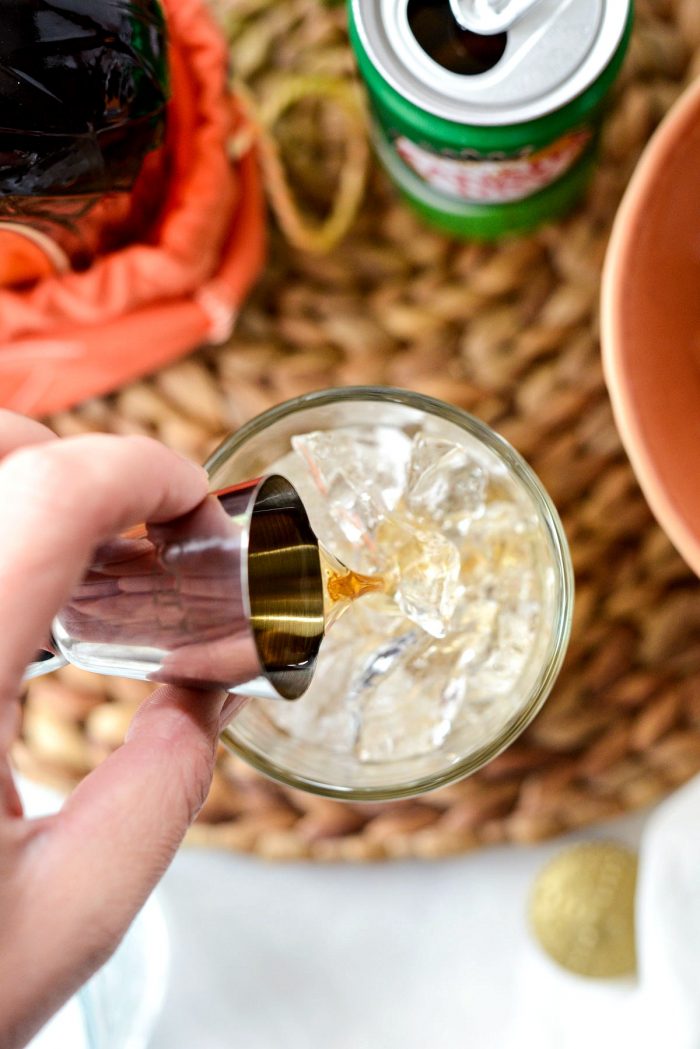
[320,545,385,630]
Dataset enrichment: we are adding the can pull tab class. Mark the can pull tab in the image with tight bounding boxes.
[447,0,547,35]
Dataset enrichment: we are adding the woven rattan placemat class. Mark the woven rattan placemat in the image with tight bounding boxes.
[15,0,700,861]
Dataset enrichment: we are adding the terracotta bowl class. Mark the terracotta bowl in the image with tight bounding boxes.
[602,75,700,576]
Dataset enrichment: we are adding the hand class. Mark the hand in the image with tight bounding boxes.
[0,411,231,1048]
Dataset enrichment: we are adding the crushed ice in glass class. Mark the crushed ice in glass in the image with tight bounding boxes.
[259,425,550,763]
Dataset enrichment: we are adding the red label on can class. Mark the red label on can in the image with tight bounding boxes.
[394,128,593,204]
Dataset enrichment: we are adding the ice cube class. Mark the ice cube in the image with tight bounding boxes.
[406,433,487,534]
[462,500,542,608]
[263,671,361,755]
[355,633,467,762]
[260,602,370,753]
[292,428,464,637]
[293,427,411,512]
[450,594,499,664]
[375,515,461,638]
[264,448,369,572]
[259,422,547,770]
[351,588,412,634]
[283,427,411,570]
[261,598,423,753]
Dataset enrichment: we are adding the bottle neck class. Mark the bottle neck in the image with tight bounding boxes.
[0,221,71,286]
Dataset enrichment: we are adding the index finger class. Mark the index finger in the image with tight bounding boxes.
[0,434,209,704]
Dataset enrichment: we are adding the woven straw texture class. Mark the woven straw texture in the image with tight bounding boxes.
[15,0,700,861]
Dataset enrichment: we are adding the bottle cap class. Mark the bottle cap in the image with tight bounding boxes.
[529,841,638,978]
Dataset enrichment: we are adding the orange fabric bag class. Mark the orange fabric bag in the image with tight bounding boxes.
[0,0,265,417]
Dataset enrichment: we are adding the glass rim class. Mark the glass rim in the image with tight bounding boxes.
[207,385,575,802]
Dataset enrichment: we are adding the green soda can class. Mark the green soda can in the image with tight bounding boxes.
[348,0,633,239]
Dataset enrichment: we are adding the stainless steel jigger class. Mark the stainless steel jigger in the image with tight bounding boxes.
[25,477,325,701]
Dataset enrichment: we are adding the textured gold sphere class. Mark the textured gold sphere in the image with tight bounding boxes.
[529,842,638,978]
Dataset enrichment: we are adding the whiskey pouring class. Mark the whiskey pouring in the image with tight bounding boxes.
[22,386,574,800]
[25,477,379,701]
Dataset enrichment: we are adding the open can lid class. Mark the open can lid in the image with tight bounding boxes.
[352,0,631,126]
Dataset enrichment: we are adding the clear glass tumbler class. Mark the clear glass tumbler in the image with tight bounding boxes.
[207,387,573,801]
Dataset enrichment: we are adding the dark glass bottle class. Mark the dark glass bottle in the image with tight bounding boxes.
[0,0,169,225]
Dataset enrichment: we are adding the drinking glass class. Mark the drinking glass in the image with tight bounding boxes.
[207,387,573,801]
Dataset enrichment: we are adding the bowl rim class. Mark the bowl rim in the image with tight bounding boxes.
[601,74,700,577]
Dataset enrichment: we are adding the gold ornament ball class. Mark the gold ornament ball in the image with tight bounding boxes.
[529,842,638,978]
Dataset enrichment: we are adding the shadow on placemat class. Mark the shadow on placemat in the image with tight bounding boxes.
[16,0,700,861]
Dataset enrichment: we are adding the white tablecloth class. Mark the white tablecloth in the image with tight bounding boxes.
[25,774,681,1049]
[149,811,647,1049]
